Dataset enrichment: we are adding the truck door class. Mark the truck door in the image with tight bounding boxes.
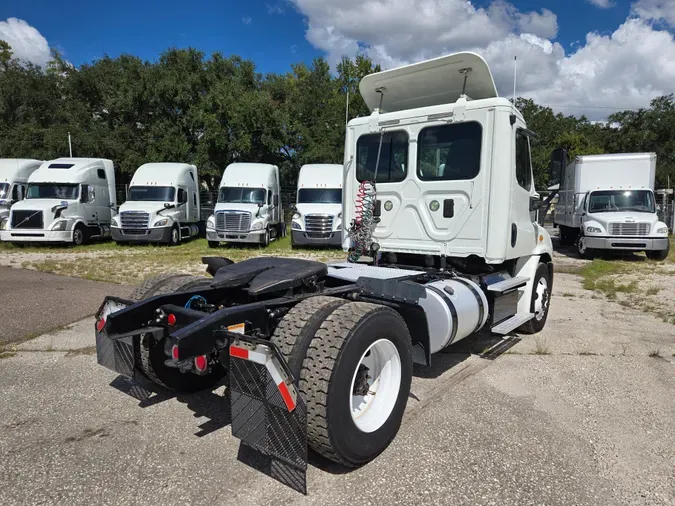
[95,168,111,223]
[177,187,188,222]
[510,127,537,256]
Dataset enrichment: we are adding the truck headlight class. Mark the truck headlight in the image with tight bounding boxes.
[292,222,302,230]
[292,212,300,220]
[111,216,120,227]
[586,226,602,234]
[153,218,170,227]
[0,218,7,230]
[251,221,263,231]
[656,226,668,235]
[206,215,215,230]
[336,223,341,231]
[50,220,67,231]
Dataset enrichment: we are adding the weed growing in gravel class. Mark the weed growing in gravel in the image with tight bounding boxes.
[648,349,662,358]
[645,286,661,295]
[534,337,550,355]
[561,292,575,297]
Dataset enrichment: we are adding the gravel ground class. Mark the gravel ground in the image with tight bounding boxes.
[1,272,674,506]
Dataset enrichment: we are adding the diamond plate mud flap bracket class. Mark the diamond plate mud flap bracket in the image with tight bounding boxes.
[94,297,136,378]
[228,336,308,494]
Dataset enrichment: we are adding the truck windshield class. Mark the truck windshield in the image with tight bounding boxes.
[588,190,655,213]
[297,188,342,204]
[0,183,8,200]
[128,186,176,202]
[27,183,79,200]
[218,187,266,204]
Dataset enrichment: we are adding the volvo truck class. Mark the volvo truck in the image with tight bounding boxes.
[551,151,669,260]
[112,163,201,246]
[0,157,116,246]
[0,159,43,227]
[206,163,285,247]
[93,52,554,494]
[291,163,343,248]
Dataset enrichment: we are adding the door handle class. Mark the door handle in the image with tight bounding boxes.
[443,199,454,218]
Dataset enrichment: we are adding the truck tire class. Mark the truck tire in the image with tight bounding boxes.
[518,262,552,334]
[168,225,180,246]
[576,235,594,259]
[300,302,413,467]
[270,296,350,381]
[262,226,270,247]
[72,224,87,246]
[132,274,224,392]
[646,241,669,261]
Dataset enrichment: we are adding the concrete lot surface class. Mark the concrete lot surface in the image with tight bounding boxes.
[1,273,674,505]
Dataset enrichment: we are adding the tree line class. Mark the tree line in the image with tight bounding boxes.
[1,40,674,189]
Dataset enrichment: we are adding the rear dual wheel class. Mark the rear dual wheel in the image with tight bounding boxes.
[271,298,413,467]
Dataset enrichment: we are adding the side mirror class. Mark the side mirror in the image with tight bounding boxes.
[549,148,568,188]
[258,202,263,208]
[80,184,88,203]
[529,195,541,211]
[88,186,96,204]
[274,194,280,206]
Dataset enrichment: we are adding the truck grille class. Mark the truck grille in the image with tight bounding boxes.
[305,214,333,238]
[121,211,149,229]
[609,222,650,236]
[216,211,251,232]
[11,210,43,229]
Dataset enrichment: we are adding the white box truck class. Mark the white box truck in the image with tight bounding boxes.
[206,163,285,247]
[94,52,556,494]
[551,151,670,260]
[0,159,43,226]
[112,162,201,246]
[0,157,116,246]
[291,163,343,248]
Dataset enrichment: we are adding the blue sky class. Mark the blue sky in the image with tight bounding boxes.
[0,0,635,73]
[1,0,674,119]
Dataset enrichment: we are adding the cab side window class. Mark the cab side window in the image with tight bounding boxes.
[12,184,23,201]
[356,131,408,183]
[515,129,532,191]
[177,188,186,203]
[267,190,272,206]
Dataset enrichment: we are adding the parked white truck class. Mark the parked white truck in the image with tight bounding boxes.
[0,159,43,226]
[206,163,285,247]
[0,157,116,246]
[112,162,201,246]
[291,163,343,248]
[551,151,670,260]
[94,52,555,494]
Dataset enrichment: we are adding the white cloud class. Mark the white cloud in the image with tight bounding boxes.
[242,16,253,25]
[267,3,285,14]
[290,0,675,119]
[632,0,675,27]
[587,0,615,8]
[0,17,51,68]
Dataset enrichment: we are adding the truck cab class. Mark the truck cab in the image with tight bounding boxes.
[551,152,670,260]
[0,159,43,226]
[112,163,201,246]
[206,163,285,247]
[291,164,343,248]
[0,157,116,246]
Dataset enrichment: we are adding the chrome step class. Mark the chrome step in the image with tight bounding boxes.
[491,313,534,335]
[487,276,529,293]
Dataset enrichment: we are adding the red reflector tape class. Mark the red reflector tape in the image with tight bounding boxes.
[194,355,208,372]
[96,318,106,332]
[277,381,297,412]
[171,345,179,360]
[167,314,177,326]
[229,345,249,360]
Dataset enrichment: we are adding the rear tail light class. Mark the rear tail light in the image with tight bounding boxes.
[171,345,179,360]
[167,313,177,326]
[96,318,106,332]
[194,355,208,372]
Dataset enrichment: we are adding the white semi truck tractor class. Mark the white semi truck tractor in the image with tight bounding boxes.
[112,162,201,246]
[206,162,285,247]
[0,157,116,246]
[291,163,343,248]
[94,52,554,494]
[551,151,670,260]
[0,159,43,227]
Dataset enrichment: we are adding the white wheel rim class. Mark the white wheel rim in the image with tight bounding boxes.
[173,229,179,243]
[349,338,401,433]
[534,278,549,321]
[74,230,82,244]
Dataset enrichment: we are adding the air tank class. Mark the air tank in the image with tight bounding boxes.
[418,278,489,354]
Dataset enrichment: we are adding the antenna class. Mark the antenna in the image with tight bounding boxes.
[512,56,517,105]
[68,132,73,157]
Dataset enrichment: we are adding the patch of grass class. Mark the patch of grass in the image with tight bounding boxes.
[65,346,97,357]
[645,286,661,296]
[561,292,575,297]
[534,337,550,355]
[0,351,17,359]
[578,350,598,356]
[554,264,583,275]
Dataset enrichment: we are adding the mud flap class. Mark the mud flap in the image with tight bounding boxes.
[94,297,135,378]
[228,337,308,494]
